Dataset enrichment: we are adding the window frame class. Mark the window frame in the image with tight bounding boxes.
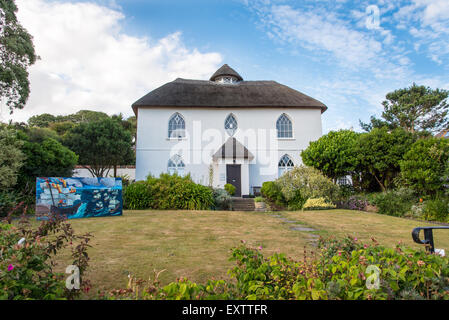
[167,154,186,176]
[276,113,294,139]
[278,154,294,177]
[224,113,238,136]
[168,112,186,139]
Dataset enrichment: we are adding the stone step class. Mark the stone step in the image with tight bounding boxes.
[232,198,255,211]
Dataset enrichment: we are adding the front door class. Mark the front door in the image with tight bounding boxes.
[226,164,241,197]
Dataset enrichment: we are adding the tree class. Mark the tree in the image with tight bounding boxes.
[361,84,449,133]
[0,125,24,188]
[28,113,57,127]
[354,127,415,191]
[0,0,37,114]
[400,137,449,195]
[301,130,360,180]
[64,118,134,177]
[18,129,78,179]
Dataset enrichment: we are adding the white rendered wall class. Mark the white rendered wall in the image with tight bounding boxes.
[135,107,322,195]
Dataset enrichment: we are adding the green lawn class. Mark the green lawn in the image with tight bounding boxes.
[53,209,449,295]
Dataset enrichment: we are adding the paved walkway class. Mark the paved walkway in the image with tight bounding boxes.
[270,212,320,246]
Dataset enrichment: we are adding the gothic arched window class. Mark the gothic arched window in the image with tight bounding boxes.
[168,154,185,176]
[276,113,292,138]
[278,154,294,176]
[168,113,185,138]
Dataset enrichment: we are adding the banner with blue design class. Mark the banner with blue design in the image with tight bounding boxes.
[36,177,122,219]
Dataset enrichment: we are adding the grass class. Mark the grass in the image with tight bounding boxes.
[55,210,309,294]
[282,209,449,251]
[52,209,449,295]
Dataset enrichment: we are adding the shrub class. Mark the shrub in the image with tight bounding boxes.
[123,181,152,210]
[370,188,416,217]
[302,198,336,210]
[213,188,232,210]
[276,166,339,202]
[104,237,449,300]
[254,196,264,203]
[287,189,305,210]
[224,183,236,196]
[261,181,286,207]
[335,195,368,211]
[0,214,91,300]
[400,137,449,195]
[123,174,214,210]
[423,198,449,222]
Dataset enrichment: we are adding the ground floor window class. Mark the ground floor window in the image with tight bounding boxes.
[168,154,185,176]
[337,176,350,185]
[278,154,294,176]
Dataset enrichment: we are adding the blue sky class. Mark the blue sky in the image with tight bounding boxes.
[6,0,449,133]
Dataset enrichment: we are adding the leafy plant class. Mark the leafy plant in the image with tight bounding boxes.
[123,174,214,210]
[400,137,449,195]
[261,181,286,208]
[276,166,340,202]
[423,198,449,222]
[369,188,416,217]
[212,188,232,210]
[224,183,236,196]
[0,212,91,300]
[103,237,449,300]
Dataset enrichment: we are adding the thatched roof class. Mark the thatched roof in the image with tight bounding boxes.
[209,64,243,81]
[132,65,327,114]
[212,137,254,160]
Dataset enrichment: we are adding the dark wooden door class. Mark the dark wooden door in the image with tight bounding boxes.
[226,165,241,197]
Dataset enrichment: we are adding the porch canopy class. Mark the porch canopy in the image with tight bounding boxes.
[212,137,254,161]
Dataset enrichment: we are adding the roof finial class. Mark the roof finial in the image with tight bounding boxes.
[210,64,243,82]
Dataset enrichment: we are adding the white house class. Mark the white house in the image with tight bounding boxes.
[132,64,327,197]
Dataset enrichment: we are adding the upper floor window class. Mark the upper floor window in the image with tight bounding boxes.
[168,154,185,176]
[278,154,294,176]
[276,114,292,138]
[215,76,238,84]
[224,113,238,136]
[168,113,185,139]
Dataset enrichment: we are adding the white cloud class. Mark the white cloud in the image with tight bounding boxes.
[4,0,222,122]
[395,0,449,63]
[245,1,411,81]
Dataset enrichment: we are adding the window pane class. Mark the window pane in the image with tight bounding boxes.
[225,114,238,136]
[276,114,292,138]
[168,113,185,138]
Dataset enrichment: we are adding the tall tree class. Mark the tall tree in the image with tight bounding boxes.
[0,0,37,114]
[354,127,416,191]
[360,84,449,133]
[301,130,360,180]
[63,118,134,177]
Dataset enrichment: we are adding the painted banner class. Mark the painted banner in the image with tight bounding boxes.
[36,177,122,219]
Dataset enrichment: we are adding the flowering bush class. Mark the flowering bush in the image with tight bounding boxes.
[0,214,91,300]
[101,237,449,300]
[335,195,368,211]
[303,198,336,210]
